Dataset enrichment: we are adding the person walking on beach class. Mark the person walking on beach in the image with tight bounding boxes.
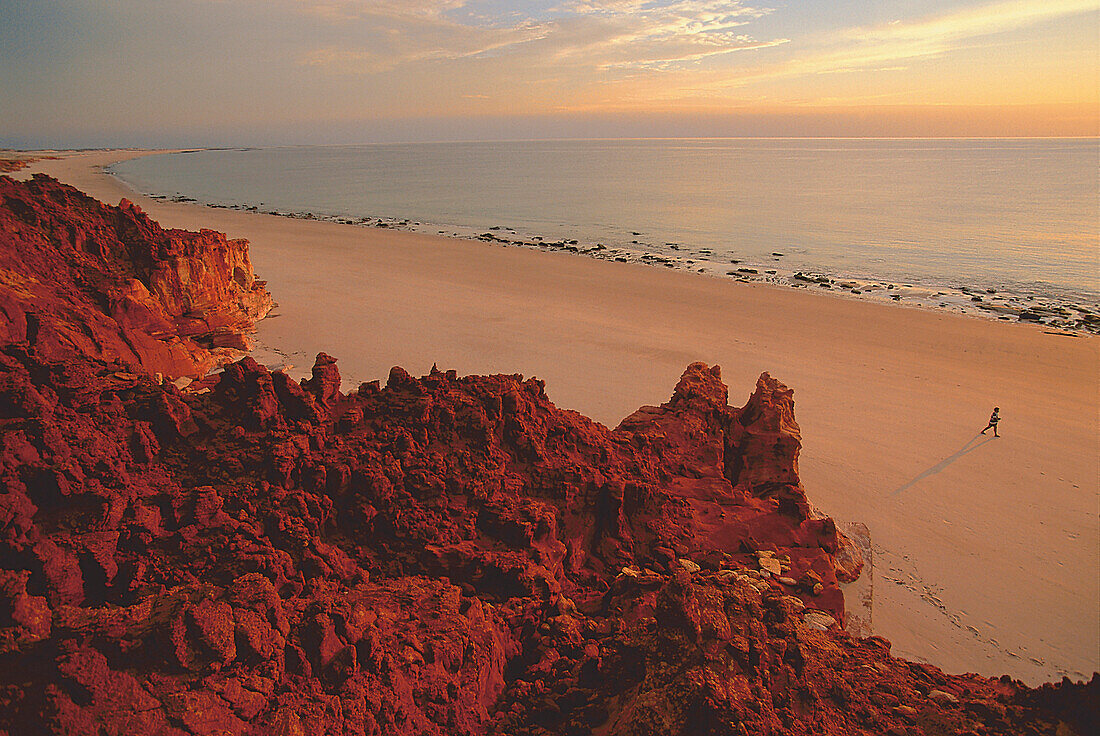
[981,407,1000,437]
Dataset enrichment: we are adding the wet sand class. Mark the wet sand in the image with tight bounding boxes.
[11,149,1098,685]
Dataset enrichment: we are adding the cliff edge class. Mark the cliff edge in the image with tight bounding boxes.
[0,174,272,378]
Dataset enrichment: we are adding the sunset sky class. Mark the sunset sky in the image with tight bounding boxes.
[1,0,1097,146]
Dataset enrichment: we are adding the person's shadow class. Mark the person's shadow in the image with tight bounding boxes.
[891,432,995,495]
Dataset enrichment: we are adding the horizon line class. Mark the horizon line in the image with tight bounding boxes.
[6,135,1099,153]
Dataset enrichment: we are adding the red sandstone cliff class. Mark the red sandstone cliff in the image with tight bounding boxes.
[0,181,1094,735]
[0,175,272,378]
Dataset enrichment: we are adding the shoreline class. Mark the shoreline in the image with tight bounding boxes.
[5,148,1098,687]
[128,188,1100,335]
[105,146,1099,335]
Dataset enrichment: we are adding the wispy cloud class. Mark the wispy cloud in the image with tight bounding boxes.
[293,1,552,72]
[599,36,790,71]
[298,25,551,71]
[286,0,1096,116]
[294,0,471,23]
[674,0,1099,99]
[550,0,784,72]
[847,0,1096,45]
[780,0,1096,81]
[293,0,783,75]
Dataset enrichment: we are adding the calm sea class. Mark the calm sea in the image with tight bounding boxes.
[110,139,1099,319]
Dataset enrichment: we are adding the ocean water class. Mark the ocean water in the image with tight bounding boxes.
[110,139,1099,325]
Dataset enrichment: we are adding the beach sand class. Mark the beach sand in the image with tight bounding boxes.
[11,150,1098,686]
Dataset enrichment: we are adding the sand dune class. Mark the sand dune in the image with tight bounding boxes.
[12,149,1098,685]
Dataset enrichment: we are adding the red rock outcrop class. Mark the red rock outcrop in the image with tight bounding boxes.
[0,182,1094,735]
[0,156,56,174]
[0,174,272,378]
[0,160,30,174]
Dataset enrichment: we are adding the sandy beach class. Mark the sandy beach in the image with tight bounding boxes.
[10,149,1098,686]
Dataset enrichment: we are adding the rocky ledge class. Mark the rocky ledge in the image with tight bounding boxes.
[0,181,1094,735]
[0,175,273,378]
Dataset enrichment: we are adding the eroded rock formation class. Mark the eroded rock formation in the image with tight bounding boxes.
[0,179,1094,735]
[0,175,272,378]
